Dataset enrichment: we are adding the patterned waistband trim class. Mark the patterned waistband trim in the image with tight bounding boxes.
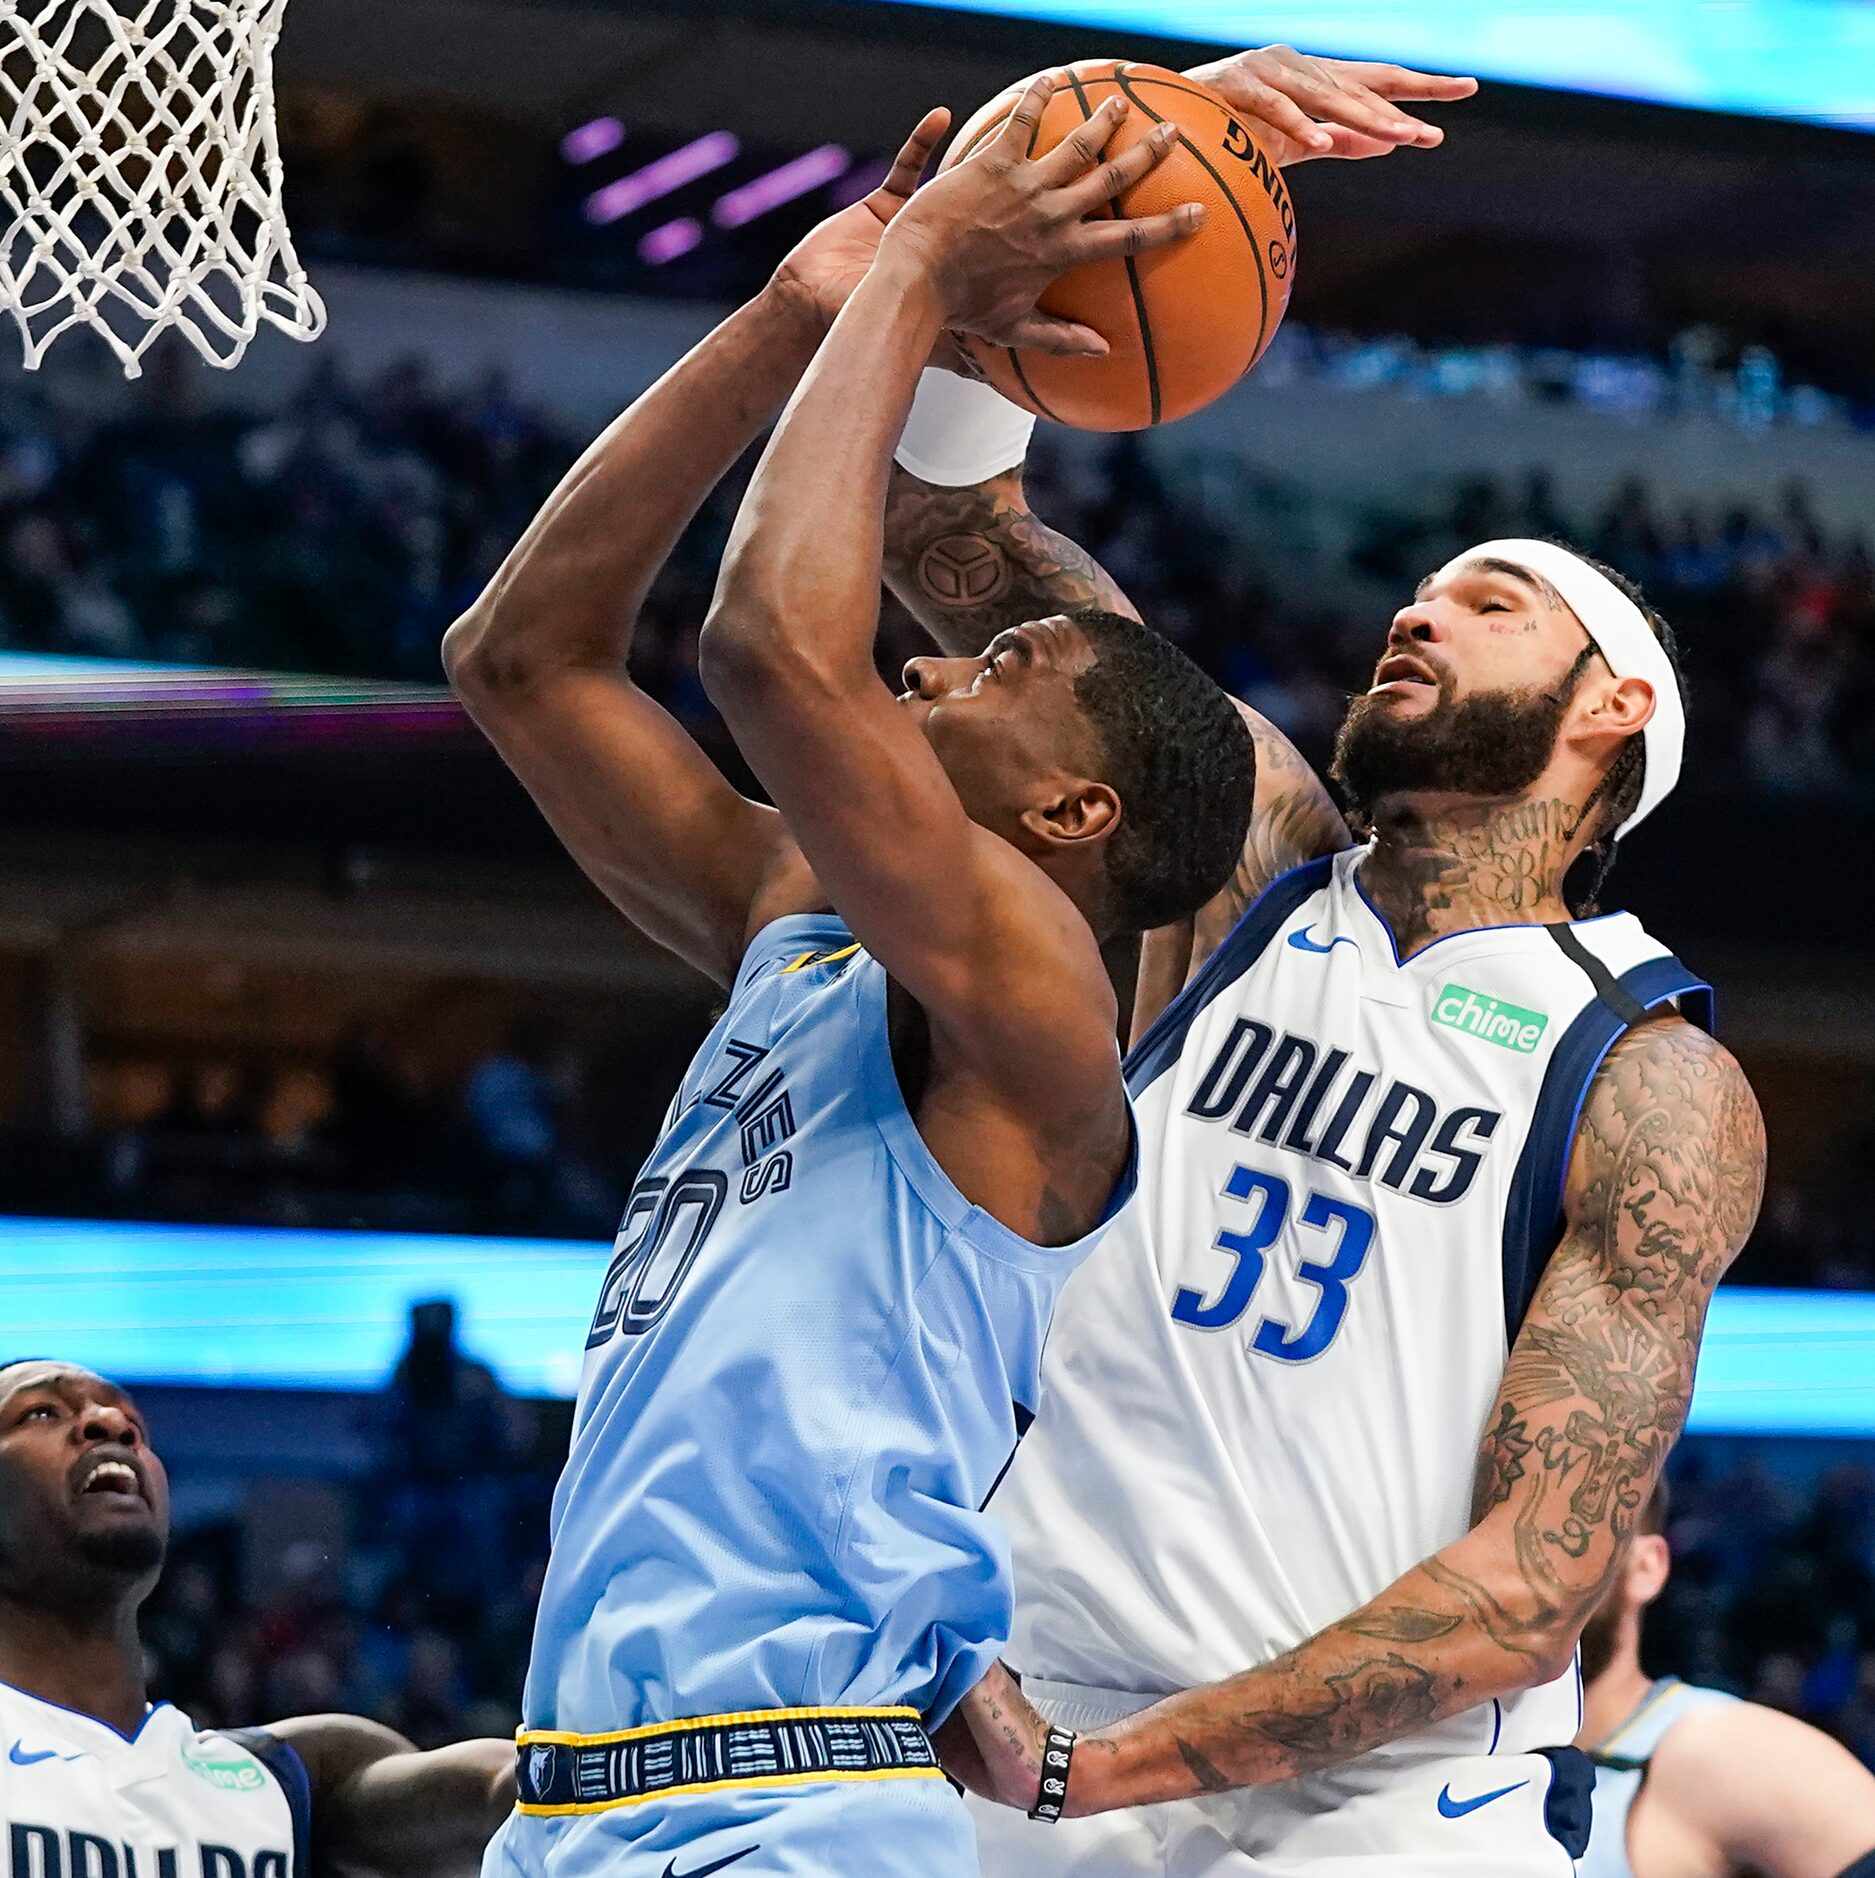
[514,1707,942,1815]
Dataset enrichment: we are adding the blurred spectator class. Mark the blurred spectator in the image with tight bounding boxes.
[464,1020,562,1229]
[376,1301,523,1630]
[382,1299,512,1485]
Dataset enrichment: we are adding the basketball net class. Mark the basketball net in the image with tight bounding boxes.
[0,0,325,376]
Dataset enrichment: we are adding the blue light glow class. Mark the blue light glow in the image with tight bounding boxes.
[867,1,1875,131]
[3,1217,1873,1434]
[0,1218,604,1398]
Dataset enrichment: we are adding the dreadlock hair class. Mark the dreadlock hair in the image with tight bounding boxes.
[1068,610,1258,934]
[1558,552,1687,919]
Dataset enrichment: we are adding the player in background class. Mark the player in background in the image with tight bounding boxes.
[1576,1479,1875,1878]
[0,1360,513,1878]
[877,84,1766,1878]
[448,83,1258,1878]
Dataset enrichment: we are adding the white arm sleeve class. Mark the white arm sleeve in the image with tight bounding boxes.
[893,369,1037,488]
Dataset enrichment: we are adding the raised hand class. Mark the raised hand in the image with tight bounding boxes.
[1188,45,1478,165]
[879,72,1203,360]
[769,107,954,334]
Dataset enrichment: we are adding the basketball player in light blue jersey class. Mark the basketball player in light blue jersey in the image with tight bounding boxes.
[448,82,1257,1878]
[1577,1478,1875,1878]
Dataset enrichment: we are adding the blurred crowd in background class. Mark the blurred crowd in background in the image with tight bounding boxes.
[2,332,1872,804]
[3,326,1873,1274]
[134,1304,1875,1768]
[144,1304,560,1746]
[2,1007,695,1242]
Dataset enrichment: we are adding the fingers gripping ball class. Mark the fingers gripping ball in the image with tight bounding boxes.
[941,60,1298,432]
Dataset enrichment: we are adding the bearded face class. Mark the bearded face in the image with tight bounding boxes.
[1330,653,1591,827]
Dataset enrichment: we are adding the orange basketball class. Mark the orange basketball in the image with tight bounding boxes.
[939,60,1298,432]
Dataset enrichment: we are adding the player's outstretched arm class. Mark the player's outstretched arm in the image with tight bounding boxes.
[957,1015,1764,1810]
[703,82,1190,1073]
[442,117,950,987]
[442,290,814,987]
[1644,1700,1875,1878]
[267,1715,512,1878]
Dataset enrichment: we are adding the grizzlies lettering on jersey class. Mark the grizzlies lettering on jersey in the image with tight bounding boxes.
[974,845,1708,1878]
[0,1685,306,1878]
[524,913,1132,1738]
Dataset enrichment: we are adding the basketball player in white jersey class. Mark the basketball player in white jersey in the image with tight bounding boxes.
[879,331,1766,1867]
[0,1359,514,1878]
[1577,1478,1875,1878]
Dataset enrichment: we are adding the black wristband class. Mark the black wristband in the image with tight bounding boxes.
[1028,1723,1077,1823]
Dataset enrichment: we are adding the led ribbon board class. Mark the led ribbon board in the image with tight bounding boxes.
[859,1,1875,130]
[2,1217,1873,1432]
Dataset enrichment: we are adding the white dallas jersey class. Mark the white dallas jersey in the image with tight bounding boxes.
[0,1684,307,1878]
[997,846,1711,1767]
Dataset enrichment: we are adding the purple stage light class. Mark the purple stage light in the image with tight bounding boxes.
[561,117,625,165]
[712,145,853,228]
[584,131,741,226]
[639,217,703,265]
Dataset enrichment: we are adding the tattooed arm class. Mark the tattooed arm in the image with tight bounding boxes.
[881,465,1347,1045]
[882,461,1140,650]
[959,1014,1765,1811]
[1130,706,1348,1042]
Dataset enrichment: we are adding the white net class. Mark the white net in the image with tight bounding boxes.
[0,0,325,376]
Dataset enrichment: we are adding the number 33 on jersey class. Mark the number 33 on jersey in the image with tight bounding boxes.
[993,848,1710,1760]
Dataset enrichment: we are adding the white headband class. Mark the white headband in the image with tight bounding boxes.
[1441,538,1683,838]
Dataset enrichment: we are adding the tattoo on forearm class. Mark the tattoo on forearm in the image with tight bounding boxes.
[882,468,1135,656]
[1340,1607,1462,1644]
[1175,1737,1232,1794]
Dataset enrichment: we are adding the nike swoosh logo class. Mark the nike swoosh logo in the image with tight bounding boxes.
[1437,1778,1529,1818]
[9,1743,82,1766]
[1287,928,1359,956]
[663,1850,757,1878]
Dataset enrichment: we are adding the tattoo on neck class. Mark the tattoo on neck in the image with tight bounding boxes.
[1362,794,1584,955]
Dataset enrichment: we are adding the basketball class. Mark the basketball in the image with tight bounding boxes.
[939,59,1298,431]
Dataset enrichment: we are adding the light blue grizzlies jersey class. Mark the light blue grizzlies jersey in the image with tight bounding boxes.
[1580,1678,1740,1878]
[524,914,1135,1737]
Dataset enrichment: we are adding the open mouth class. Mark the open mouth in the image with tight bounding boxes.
[72,1453,147,1505]
[1369,652,1440,695]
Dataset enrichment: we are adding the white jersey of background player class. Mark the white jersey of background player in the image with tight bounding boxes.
[880,359,1766,1866]
[0,1361,511,1878]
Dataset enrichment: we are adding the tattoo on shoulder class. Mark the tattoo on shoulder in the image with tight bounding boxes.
[1189,711,1349,971]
